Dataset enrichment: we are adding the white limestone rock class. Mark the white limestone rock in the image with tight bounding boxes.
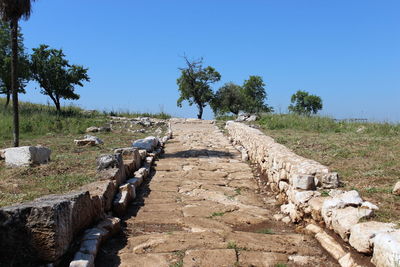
[393,181,400,196]
[321,190,363,227]
[349,221,396,254]
[83,135,103,145]
[132,136,159,152]
[330,207,374,240]
[4,146,51,167]
[372,230,400,267]
[291,174,316,190]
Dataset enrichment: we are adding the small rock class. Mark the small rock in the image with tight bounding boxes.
[84,135,103,145]
[393,181,400,196]
[282,216,291,224]
[85,126,99,133]
[96,154,123,171]
[273,214,284,221]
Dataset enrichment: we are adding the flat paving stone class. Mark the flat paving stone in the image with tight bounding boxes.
[96,119,340,267]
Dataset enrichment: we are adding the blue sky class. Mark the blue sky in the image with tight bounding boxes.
[19,0,400,121]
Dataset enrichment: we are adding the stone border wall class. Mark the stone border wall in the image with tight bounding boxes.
[0,123,173,267]
[225,121,399,267]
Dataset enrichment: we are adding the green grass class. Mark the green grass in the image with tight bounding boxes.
[0,98,171,145]
[227,241,238,250]
[250,114,400,223]
[256,228,275,234]
[217,113,400,223]
[210,212,225,217]
[0,98,170,207]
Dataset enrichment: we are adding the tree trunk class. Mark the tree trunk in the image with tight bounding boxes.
[11,19,19,147]
[55,100,61,112]
[197,104,203,119]
[5,91,10,107]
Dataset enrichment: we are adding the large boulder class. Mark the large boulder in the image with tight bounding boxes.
[132,136,159,152]
[4,146,51,167]
[0,191,95,264]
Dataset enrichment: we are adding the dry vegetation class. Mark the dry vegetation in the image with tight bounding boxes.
[0,99,168,207]
[254,114,400,223]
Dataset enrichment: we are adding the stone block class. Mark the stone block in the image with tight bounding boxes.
[331,207,374,240]
[0,191,94,264]
[349,221,396,254]
[372,230,400,267]
[291,174,316,190]
[132,136,159,152]
[4,146,51,167]
[96,153,123,171]
[315,231,346,261]
[113,183,135,217]
[69,252,94,267]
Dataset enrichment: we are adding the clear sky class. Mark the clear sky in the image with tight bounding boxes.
[19,0,400,121]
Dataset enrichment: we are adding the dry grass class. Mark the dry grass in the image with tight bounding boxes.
[0,124,167,207]
[253,114,400,224]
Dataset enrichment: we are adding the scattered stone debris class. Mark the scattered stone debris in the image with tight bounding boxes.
[2,146,51,167]
[235,113,259,122]
[74,135,104,146]
[86,126,111,133]
[393,181,400,196]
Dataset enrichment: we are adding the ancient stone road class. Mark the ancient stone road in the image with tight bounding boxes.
[97,119,339,267]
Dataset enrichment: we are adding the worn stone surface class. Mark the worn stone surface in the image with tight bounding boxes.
[0,191,95,264]
[96,153,123,171]
[4,146,51,167]
[330,206,374,240]
[372,230,400,267]
[132,136,159,152]
[349,221,397,254]
[96,119,339,267]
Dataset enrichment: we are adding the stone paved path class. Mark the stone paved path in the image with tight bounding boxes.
[96,119,339,267]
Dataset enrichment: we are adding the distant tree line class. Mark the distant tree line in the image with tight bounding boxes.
[176,57,322,119]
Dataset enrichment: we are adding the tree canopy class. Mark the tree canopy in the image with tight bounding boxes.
[30,44,90,111]
[288,90,323,115]
[211,82,243,115]
[211,76,273,116]
[177,56,221,119]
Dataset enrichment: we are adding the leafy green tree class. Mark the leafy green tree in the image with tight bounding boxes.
[0,21,31,107]
[0,0,37,147]
[177,57,221,119]
[30,44,90,112]
[211,82,243,115]
[241,75,273,113]
[288,90,323,115]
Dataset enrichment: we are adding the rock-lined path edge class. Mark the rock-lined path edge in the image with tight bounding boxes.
[96,119,340,267]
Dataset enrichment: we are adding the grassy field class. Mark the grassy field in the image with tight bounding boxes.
[0,99,169,207]
[255,114,400,223]
[218,114,400,223]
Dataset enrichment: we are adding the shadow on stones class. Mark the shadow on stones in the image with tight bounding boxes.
[95,168,157,267]
[163,149,234,159]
